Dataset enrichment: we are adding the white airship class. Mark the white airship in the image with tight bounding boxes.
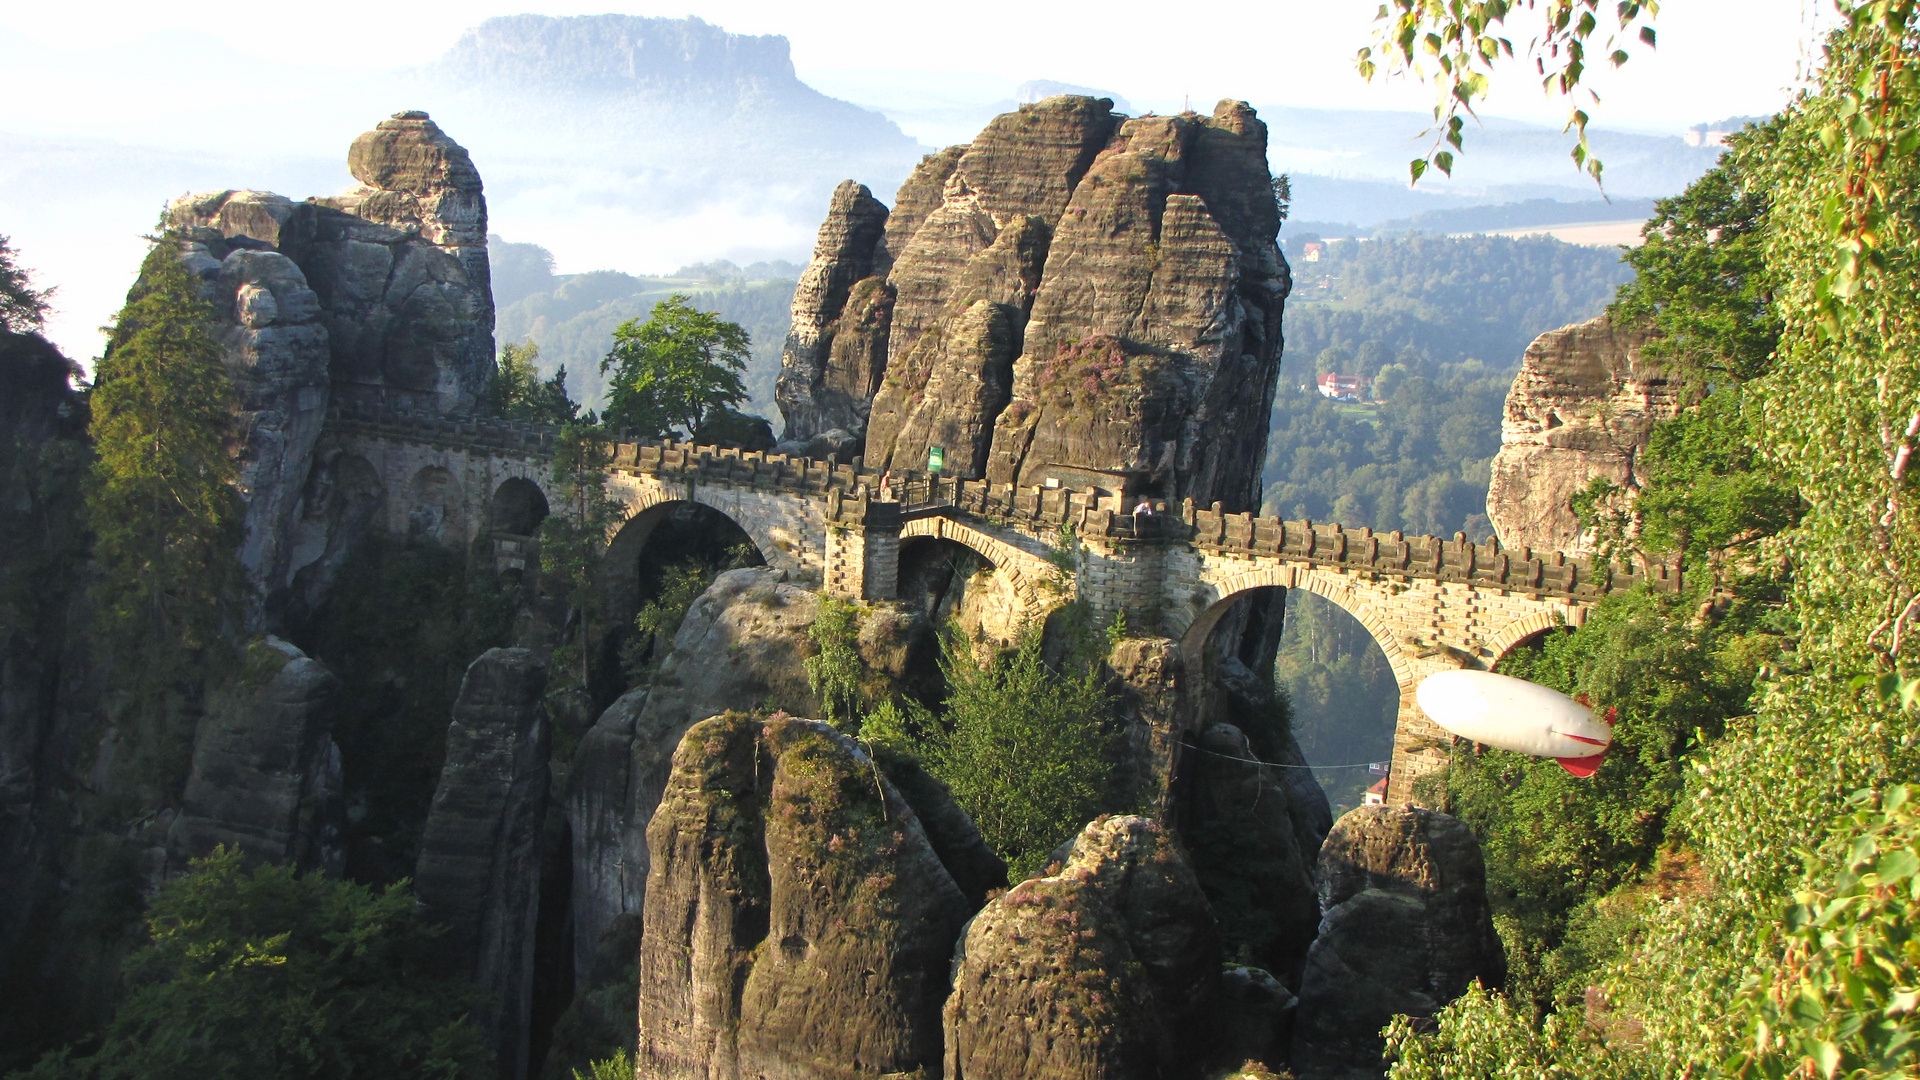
[1415,669,1614,777]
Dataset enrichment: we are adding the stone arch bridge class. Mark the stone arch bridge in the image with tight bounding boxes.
[319,402,1676,801]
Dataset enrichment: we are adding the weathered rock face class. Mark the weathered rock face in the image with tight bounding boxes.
[167,111,496,418]
[944,815,1221,1080]
[174,240,332,605]
[775,181,892,443]
[1487,314,1684,555]
[565,568,936,983]
[167,637,344,873]
[636,713,976,1080]
[1107,636,1192,816]
[1183,723,1322,982]
[1291,806,1505,1080]
[778,96,1288,512]
[414,648,551,1080]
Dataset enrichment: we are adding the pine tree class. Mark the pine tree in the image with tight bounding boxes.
[86,235,244,786]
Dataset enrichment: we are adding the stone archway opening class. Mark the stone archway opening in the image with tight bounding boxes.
[489,478,549,536]
[898,536,993,626]
[486,478,550,589]
[1273,589,1400,815]
[599,500,767,700]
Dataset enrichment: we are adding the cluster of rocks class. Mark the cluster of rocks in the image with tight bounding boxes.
[629,701,1503,1080]
[776,95,1290,512]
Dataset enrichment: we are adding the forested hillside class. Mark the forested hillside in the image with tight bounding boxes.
[492,239,801,422]
[1263,234,1631,539]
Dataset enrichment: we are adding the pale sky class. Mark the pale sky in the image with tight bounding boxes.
[3,0,1821,126]
[2,0,1824,364]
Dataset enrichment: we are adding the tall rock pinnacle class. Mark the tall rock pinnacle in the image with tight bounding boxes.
[777,96,1291,512]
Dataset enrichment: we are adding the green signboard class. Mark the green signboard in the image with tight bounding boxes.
[928,446,944,473]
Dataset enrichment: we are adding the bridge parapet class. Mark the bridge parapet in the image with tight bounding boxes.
[1169,500,1678,601]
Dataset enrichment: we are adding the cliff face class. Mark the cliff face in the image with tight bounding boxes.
[778,96,1290,512]
[636,713,977,1080]
[169,111,496,418]
[944,815,1222,1080]
[1486,314,1684,555]
[164,111,497,611]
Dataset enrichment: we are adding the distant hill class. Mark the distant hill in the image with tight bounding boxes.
[412,15,927,226]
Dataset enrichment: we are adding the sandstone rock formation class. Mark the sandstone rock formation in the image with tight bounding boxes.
[1291,806,1504,1080]
[1487,314,1684,555]
[1107,636,1190,815]
[944,815,1221,1080]
[775,180,892,443]
[167,637,344,873]
[778,96,1289,511]
[566,567,937,982]
[636,713,976,1080]
[175,240,332,604]
[414,648,551,1080]
[168,111,496,418]
[1183,723,1322,981]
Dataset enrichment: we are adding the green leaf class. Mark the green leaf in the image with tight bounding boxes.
[1875,849,1919,883]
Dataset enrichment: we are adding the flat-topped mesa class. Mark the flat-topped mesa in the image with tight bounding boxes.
[167,111,496,418]
[777,95,1290,513]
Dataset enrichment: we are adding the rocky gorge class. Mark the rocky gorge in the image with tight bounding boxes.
[0,95,1681,1080]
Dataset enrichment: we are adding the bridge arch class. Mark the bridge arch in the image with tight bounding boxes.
[897,516,1053,641]
[1484,606,1584,667]
[1179,566,1417,693]
[488,477,550,536]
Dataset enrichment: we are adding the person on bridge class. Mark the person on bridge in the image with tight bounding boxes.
[878,470,894,502]
[1132,500,1154,516]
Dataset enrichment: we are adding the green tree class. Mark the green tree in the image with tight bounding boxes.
[0,233,53,334]
[488,340,577,425]
[599,295,749,439]
[12,847,486,1080]
[916,627,1118,877]
[540,422,622,693]
[86,235,246,792]
[1387,9,1920,1078]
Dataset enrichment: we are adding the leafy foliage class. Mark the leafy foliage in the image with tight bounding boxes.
[85,236,245,797]
[912,627,1119,878]
[0,234,52,334]
[11,847,486,1080]
[1727,785,1920,1079]
[599,296,750,440]
[495,263,799,420]
[489,340,578,425]
[1389,10,1920,1078]
[571,1051,633,1080]
[804,598,866,730]
[1357,0,1660,184]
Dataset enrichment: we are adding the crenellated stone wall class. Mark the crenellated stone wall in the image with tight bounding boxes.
[320,398,1663,804]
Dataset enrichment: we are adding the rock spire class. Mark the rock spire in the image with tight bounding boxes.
[777,95,1290,512]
